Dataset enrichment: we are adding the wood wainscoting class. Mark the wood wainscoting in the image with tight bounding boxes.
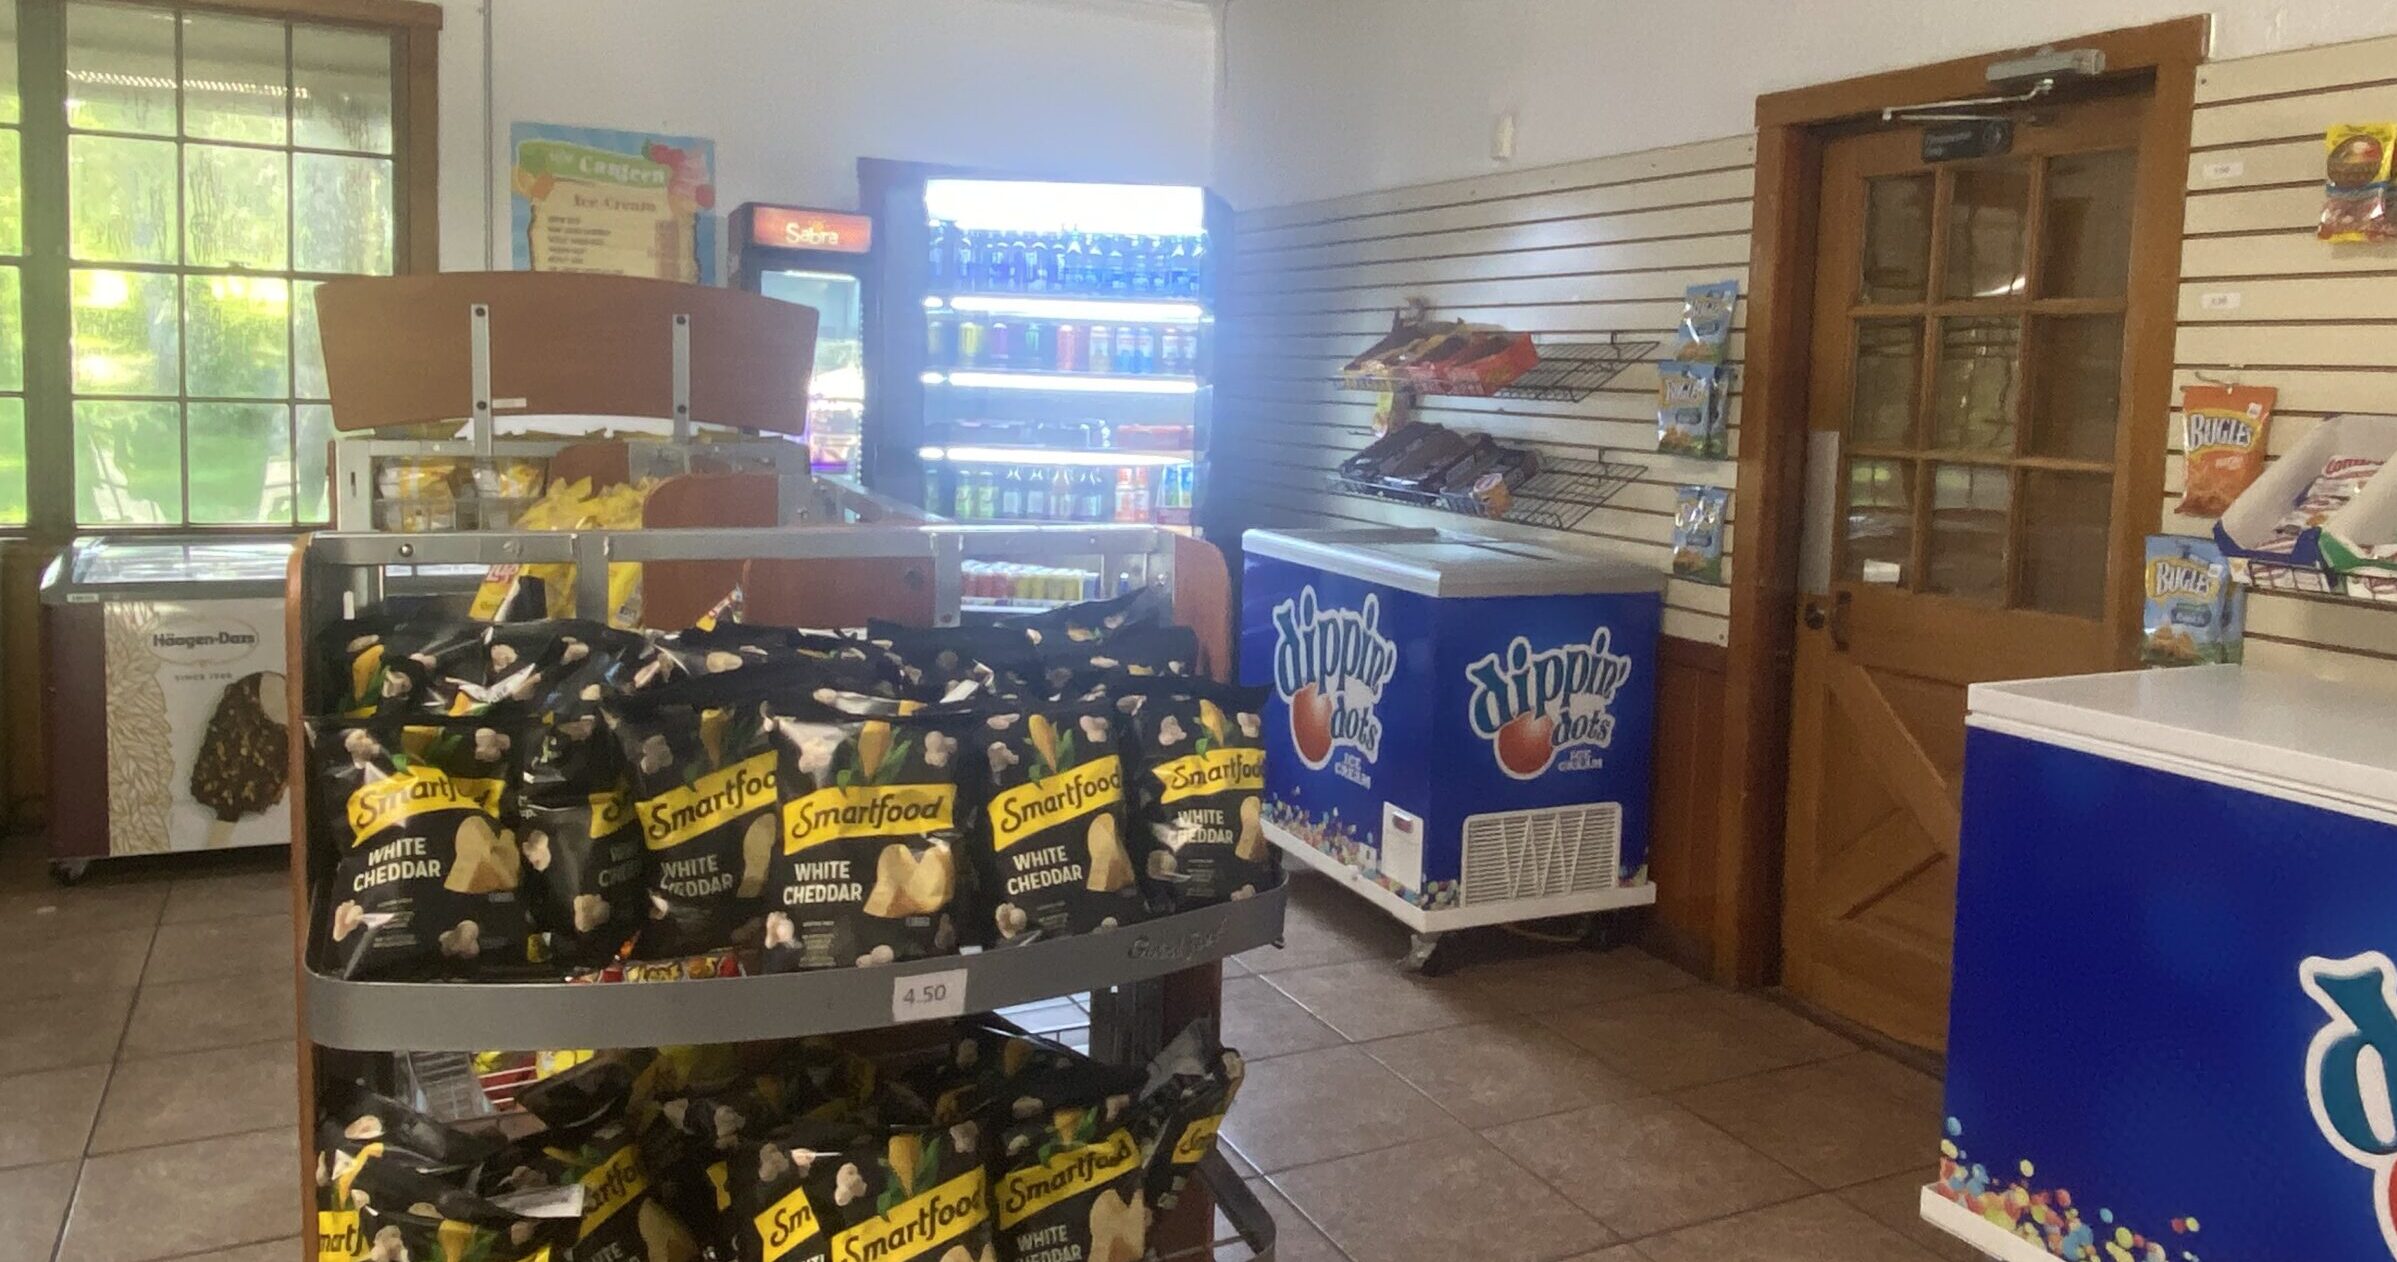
[1644,635,1728,973]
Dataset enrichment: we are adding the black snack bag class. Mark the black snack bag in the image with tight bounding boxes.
[763,703,971,971]
[1002,585,1170,650]
[1120,681,1275,906]
[723,1117,878,1262]
[793,1122,995,1262]
[975,700,1147,946]
[995,1095,1151,1262]
[314,716,532,979]
[515,1048,655,1134]
[1038,624,1200,699]
[315,1081,501,1187]
[317,610,480,717]
[522,719,644,966]
[608,677,782,959]
[484,1119,704,1262]
[1140,1020,1245,1213]
[339,1147,581,1262]
[866,623,1042,700]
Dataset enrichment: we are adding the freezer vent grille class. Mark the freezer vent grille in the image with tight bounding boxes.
[1459,803,1621,906]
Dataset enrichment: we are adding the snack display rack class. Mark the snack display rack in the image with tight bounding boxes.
[283,522,1280,1261]
[1327,451,1645,532]
[1339,333,1658,402]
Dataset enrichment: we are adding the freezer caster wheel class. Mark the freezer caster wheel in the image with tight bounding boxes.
[1401,933,1454,977]
[49,860,90,887]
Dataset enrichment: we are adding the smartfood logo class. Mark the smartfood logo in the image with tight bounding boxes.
[1269,586,1395,771]
[2302,951,2397,1257]
[1465,630,1633,779]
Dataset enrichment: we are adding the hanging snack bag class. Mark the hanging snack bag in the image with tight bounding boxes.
[316,1081,502,1186]
[315,716,532,979]
[762,703,971,971]
[1673,280,1739,362]
[1671,486,1730,584]
[1140,1020,1245,1214]
[1121,681,1273,907]
[995,1095,1151,1262]
[609,677,781,959]
[1656,361,1728,458]
[792,1123,995,1262]
[2321,124,2397,242]
[318,611,482,717]
[977,700,1147,945]
[1004,585,1171,649]
[2142,537,2244,667]
[341,1147,582,1262]
[2178,384,2277,518]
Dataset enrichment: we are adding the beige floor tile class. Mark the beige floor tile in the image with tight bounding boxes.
[0,1160,80,1260]
[1223,975,1346,1059]
[1218,1044,1467,1173]
[0,881,171,946]
[1834,1172,1984,1261]
[58,1127,298,1262]
[173,1242,302,1262]
[1673,1052,1942,1190]
[0,925,155,1005]
[142,913,295,987]
[1235,877,1408,975]
[1455,948,1700,1015]
[1217,1177,1344,1262]
[0,1063,109,1169]
[161,868,294,925]
[1562,1251,1642,1261]
[0,988,135,1076]
[89,1040,299,1155]
[121,969,297,1060]
[1264,959,1508,1042]
[1361,1019,1645,1127]
[1627,1193,1945,1262]
[1483,1096,1811,1239]
[1274,1134,1615,1262]
[1537,988,1854,1091]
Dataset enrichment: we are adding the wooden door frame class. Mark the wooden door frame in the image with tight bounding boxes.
[1712,17,2205,984]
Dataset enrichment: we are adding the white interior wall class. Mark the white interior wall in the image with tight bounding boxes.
[433,0,1218,274]
[1215,0,2397,209]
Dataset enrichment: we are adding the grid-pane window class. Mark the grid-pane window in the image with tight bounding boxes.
[64,1,394,526]
[0,6,26,525]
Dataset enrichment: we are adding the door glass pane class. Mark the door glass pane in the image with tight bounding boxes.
[69,135,177,262]
[294,25,392,154]
[1925,463,2009,601]
[75,399,181,524]
[1850,319,1920,446]
[0,398,23,524]
[2028,315,2124,463]
[0,3,20,126]
[0,131,20,254]
[2021,471,2113,618]
[0,266,21,392]
[1861,174,1932,303]
[72,268,178,395]
[296,402,332,521]
[1929,317,2018,451]
[185,143,288,268]
[184,274,288,398]
[293,279,327,397]
[188,402,290,523]
[1843,457,1913,584]
[1943,163,2031,300]
[67,2,177,135]
[181,13,286,145]
[296,154,392,274]
[2042,151,2135,299]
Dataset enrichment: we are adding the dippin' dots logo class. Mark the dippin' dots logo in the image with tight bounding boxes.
[1269,586,1396,771]
[1465,630,1633,780]
[2302,951,2397,1258]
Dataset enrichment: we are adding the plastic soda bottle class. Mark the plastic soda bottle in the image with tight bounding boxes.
[1087,326,1113,374]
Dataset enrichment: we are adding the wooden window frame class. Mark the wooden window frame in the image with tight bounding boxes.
[1712,17,2202,985]
[13,0,439,537]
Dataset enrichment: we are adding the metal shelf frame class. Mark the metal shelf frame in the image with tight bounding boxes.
[1341,332,1660,403]
[1329,453,1646,533]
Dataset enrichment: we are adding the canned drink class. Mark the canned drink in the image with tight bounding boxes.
[956,319,983,366]
[1055,323,1081,372]
[1087,326,1113,375]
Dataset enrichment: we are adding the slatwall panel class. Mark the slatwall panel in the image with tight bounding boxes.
[1218,137,1755,645]
[2174,35,2397,686]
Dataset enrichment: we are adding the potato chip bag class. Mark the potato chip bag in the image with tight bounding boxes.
[975,700,1149,946]
[1119,681,1273,908]
[608,676,781,959]
[2178,384,2275,518]
[995,1095,1150,1262]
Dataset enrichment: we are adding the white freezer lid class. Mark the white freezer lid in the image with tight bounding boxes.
[1241,527,1666,598]
[1968,666,2397,819]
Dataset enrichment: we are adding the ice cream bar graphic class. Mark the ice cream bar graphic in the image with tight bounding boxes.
[189,671,289,848]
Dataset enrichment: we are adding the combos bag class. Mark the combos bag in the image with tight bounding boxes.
[1121,683,1272,907]
[609,679,782,958]
[977,701,1147,946]
[765,705,971,971]
[995,1098,1150,1262]
[2178,384,2275,518]
[315,717,532,979]
[1140,1020,1245,1214]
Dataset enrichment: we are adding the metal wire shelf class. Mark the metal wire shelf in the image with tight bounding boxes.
[1341,334,1659,403]
[1330,453,1644,533]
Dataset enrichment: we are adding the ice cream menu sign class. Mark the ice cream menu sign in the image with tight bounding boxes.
[102,600,290,855]
[510,123,718,283]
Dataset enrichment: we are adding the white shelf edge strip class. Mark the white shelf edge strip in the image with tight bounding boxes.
[937,295,1204,323]
[1918,1185,2065,1262]
[928,371,1199,395]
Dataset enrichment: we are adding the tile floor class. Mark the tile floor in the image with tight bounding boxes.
[0,846,1976,1262]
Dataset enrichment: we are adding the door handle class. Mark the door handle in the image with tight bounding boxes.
[1802,591,1853,650]
[1803,600,1828,631]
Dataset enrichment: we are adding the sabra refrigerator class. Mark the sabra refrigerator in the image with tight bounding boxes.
[862,166,1221,595]
[1926,665,2397,1261]
[730,202,875,476]
[1239,527,1661,963]
[38,537,294,881]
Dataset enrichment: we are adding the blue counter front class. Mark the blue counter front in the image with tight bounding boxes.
[1931,667,2397,1261]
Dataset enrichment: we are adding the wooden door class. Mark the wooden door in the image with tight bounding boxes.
[1782,90,2159,1050]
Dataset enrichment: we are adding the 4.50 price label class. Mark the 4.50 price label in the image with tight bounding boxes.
[892,968,969,1024]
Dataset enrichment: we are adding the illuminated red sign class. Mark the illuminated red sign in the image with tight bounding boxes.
[747,206,873,254]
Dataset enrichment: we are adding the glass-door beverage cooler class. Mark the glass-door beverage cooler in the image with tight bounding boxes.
[731,202,875,475]
[862,170,1220,551]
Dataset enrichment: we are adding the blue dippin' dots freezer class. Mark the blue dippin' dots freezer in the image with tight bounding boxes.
[1239,527,1662,941]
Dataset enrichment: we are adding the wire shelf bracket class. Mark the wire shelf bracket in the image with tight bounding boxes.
[1329,453,1644,533]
